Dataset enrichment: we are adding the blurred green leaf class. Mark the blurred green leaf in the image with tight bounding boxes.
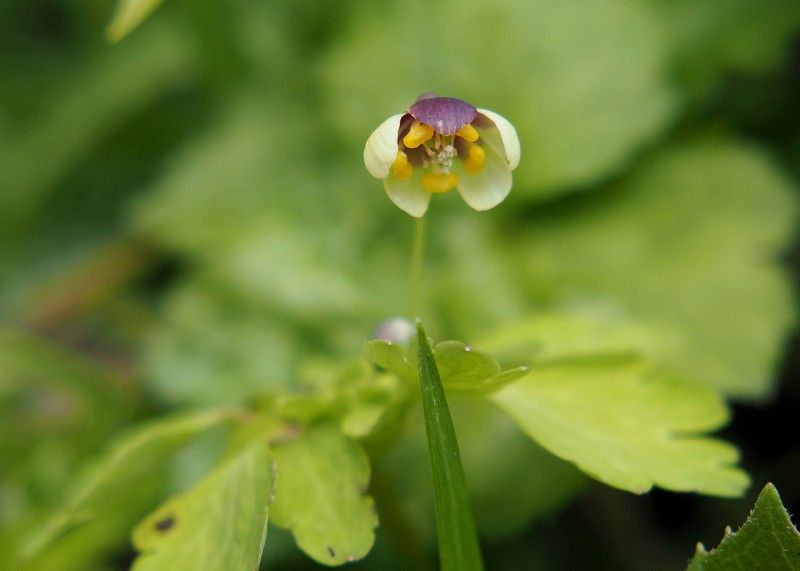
[687,483,800,570]
[325,0,678,198]
[0,19,194,240]
[656,0,800,97]
[106,0,166,42]
[26,409,236,558]
[522,139,796,398]
[142,279,298,406]
[416,322,483,571]
[477,306,665,365]
[493,358,749,496]
[132,443,273,571]
[270,425,378,565]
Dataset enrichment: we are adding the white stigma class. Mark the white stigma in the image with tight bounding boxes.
[432,144,457,173]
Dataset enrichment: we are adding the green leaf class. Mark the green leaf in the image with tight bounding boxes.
[363,339,414,380]
[687,483,800,570]
[132,443,274,571]
[269,425,378,565]
[325,0,678,198]
[25,409,236,558]
[106,0,166,42]
[416,321,483,571]
[522,139,797,398]
[492,358,749,497]
[364,338,528,394]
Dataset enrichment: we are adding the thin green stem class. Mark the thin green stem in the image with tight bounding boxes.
[408,216,426,318]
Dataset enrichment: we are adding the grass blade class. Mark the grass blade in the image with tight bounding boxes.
[415,320,483,571]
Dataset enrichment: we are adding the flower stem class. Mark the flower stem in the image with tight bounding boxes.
[408,216,426,318]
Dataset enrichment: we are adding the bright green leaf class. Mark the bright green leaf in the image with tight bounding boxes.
[492,358,749,497]
[132,443,273,571]
[522,139,797,398]
[687,483,800,570]
[434,341,501,386]
[325,0,678,198]
[269,425,377,565]
[25,409,237,557]
[106,0,166,42]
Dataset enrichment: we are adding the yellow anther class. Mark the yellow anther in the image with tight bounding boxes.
[403,121,434,149]
[391,151,413,180]
[463,143,486,174]
[456,123,480,142]
[422,172,459,194]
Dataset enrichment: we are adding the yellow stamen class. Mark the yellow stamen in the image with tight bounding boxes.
[456,123,480,142]
[422,172,459,194]
[403,121,434,149]
[391,150,413,180]
[463,143,486,174]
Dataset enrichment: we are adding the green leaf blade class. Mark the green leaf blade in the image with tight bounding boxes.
[132,443,274,571]
[688,483,800,570]
[24,409,237,559]
[416,321,483,571]
[492,359,749,497]
[269,425,377,565]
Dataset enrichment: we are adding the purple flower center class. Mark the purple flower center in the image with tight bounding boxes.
[408,97,478,136]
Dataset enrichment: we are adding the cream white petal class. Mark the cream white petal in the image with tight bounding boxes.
[384,173,431,217]
[477,108,520,171]
[456,144,512,211]
[363,114,403,179]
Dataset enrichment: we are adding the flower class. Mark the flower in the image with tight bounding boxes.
[364,95,520,217]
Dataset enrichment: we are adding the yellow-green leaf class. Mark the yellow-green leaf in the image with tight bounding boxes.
[24,409,236,558]
[132,443,274,570]
[492,358,749,497]
[269,425,377,565]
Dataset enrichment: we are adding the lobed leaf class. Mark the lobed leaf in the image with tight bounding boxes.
[492,358,749,497]
[269,425,378,565]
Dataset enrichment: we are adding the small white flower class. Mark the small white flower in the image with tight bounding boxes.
[364,95,520,217]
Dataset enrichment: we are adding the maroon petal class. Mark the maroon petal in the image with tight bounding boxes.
[408,97,478,136]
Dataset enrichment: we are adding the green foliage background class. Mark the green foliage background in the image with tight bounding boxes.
[1,0,799,569]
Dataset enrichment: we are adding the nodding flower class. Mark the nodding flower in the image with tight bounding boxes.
[364,95,520,217]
